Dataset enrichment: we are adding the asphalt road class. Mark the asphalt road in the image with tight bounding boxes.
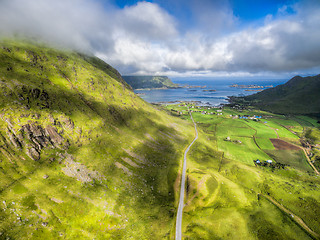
[175,111,198,240]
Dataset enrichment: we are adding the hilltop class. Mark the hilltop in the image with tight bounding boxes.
[122,75,179,89]
[0,40,195,239]
[232,75,320,115]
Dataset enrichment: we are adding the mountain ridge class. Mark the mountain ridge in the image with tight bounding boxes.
[232,74,320,115]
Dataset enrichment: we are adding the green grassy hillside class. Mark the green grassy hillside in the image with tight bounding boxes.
[165,104,320,240]
[232,75,320,115]
[122,76,179,89]
[0,40,195,239]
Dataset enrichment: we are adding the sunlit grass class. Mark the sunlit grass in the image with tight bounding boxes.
[165,104,320,239]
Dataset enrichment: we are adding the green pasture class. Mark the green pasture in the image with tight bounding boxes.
[229,107,279,117]
[216,119,255,138]
[220,118,251,128]
[181,104,320,239]
[191,112,217,124]
[217,136,270,165]
[268,118,303,136]
[264,149,312,172]
[220,108,238,116]
[272,118,302,127]
[242,120,278,138]
[255,138,275,150]
[294,116,317,127]
[264,120,299,139]
[296,116,320,127]
[151,101,320,239]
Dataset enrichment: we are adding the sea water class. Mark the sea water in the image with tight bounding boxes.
[134,78,287,106]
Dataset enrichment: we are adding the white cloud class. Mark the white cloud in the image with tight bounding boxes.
[0,0,112,52]
[0,0,320,77]
[118,2,178,40]
[98,0,320,76]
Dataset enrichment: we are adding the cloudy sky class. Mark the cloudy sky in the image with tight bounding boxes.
[1,0,320,78]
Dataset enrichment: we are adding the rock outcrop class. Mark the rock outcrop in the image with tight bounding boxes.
[5,122,69,161]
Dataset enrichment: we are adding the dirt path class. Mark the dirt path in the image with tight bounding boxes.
[262,194,320,239]
[302,148,320,175]
[284,141,320,175]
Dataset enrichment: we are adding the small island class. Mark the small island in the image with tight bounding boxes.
[230,84,273,89]
[202,89,216,92]
[182,84,207,89]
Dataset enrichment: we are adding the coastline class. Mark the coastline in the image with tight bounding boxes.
[134,79,287,107]
[134,83,209,91]
[134,86,182,91]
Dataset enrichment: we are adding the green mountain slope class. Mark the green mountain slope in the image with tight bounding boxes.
[122,75,179,89]
[0,40,195,239]
[242,75,320,115]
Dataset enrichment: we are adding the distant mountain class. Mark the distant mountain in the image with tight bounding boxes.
[122,75,179,89]
[235,75,320,115]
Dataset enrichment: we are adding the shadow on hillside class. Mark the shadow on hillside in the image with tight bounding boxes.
[110,132,180,237]
[1,52,185,236]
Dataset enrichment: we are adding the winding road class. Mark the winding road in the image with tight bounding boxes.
[175,111,198,240]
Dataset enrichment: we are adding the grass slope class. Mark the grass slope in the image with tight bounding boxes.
[165,103,320,240]
[0,40,195,239]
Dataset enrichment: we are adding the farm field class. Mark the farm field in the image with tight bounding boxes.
[164,103,320,239]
